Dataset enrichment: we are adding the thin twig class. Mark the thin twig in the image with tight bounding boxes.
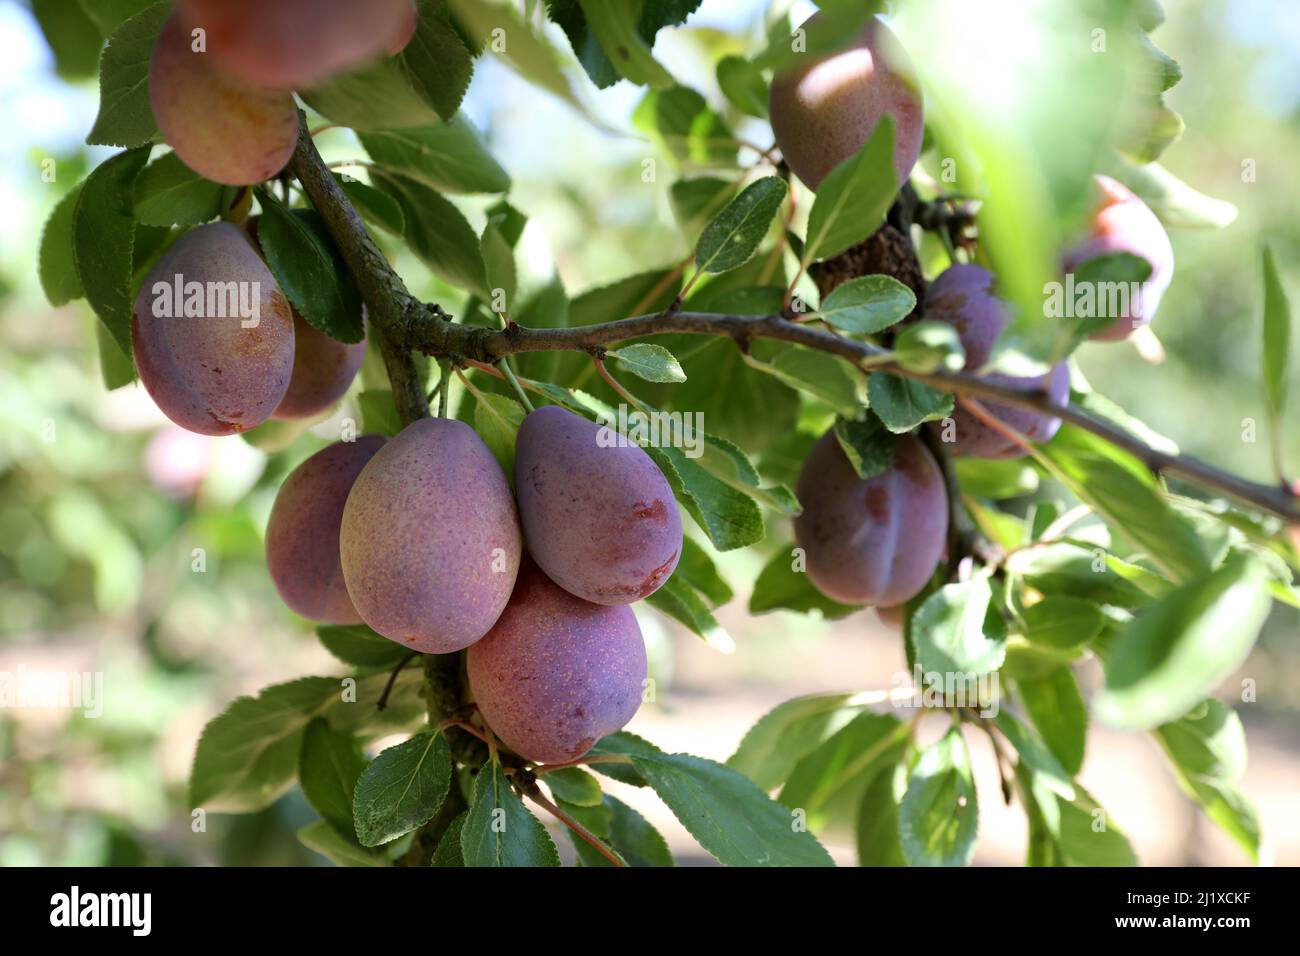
[521,782,625,867]
[376,652,419,711]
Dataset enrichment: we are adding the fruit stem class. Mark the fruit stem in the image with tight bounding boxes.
[500,359,535,412]
[521,782,625,867]
[593,357,651,415]
[376,652,419,711]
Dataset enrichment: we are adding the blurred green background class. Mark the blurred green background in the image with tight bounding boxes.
[2,0,1298,866]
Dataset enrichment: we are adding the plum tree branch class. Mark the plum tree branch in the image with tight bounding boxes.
[287,116,1300,525]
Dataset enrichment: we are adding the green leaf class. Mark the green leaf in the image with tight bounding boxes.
[87,1,168,147]
[646,444,764,551]
[695,176,787,274]
[480,221,517,313]
[473,392,527,478]
[893,321,966,374]
[644,574,734,652]
[547,0,699,90]
[1095,556,1272,730]
[334,175,405,236]
[816,275,916,335]
[353,731,453,847]
[632,752,835,866]
[1261,244,1291,440]
[400,0,476,120]
[608,343,686,383]
[256,202,364,343]
[315,624,413,669]
[578,0,674,88]
[189,672,425,812]
[779,713,910,829]
[40,182,85,306]
[867,373,954,433]
[912,575,1007,676]
[78,0,156,35]
[96,321,136,390]
[1019,596,1105,650]
[1112,160,1237,229]
[368,169,488,297]
[134,152,223,227]
[299,717,368,837]
[461,762,562,867]
[73,146,152,361]
[833,415,898,481]
[669,177,736,230]
[993,709,1075,800]
[716,54,768,117]
[898,729,979,867]
[856,762,906,866]
[727,693,873,791]
[803,117,897,260]
[301,58,440,131]
[357,390,403,437]
[605,795,674,866]
[542,767,603,808]
[760,345,861,417]
[752,4,880,73]
[1015,668,1087,776]
[633,85,735,166]
[1006,541,1154,607]
[749,546,861,620]
[297,821,386,867]
[360,118,511,195]
[1055,785,1137,866]
[430,812,467,866]
[32,0,104,79]
[670,537,733,607]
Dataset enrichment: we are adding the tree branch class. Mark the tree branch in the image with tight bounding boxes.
[286,115,1300,525]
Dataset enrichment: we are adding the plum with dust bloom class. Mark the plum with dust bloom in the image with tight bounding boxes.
[514,405,682,605]
[339,418,522,653]
[467,561,648,765]
[1063,174,1175,341]
[924,263,1070,459]
[131,222,295,436]
[272,311,366,420]
[266,436,386,625]
[148,13,298,186]
[794,433,947,607]
[768,14,924,191]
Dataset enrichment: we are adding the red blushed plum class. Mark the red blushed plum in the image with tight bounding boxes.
[514,405,682,605]
[339,418,522,653]
[149,13,297,186]
[924,263,1069,459]
[178,0,416,91]
[1064,174,1175,341]
[265,436,385,624]
[467,562,648,764]
[769,14,924,191]
[131,222,295,436]
[794,433,947,607]
[272,311,366,420]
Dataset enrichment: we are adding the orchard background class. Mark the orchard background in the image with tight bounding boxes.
[2,0,1300,867]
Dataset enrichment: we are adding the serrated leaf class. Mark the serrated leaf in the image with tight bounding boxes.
[760,345,861,417]
[1019,596,1105,650]
[695,176,787,274]
[816,274,915,335]
[1015,668,1087,776]
[334,175,405,236]
[40,182,85,306]
[87,1,168,148]
[912,574,1007,677]
[644,574,734,652]
[578,0,674,88]
[368,169,488,297]
[33,0,103,79]
[856,761,906,865]
[473,391,526,477]
[542,767,603,807]
[1262,245,1290,439]
[727,693,870,791]
[779,713,910,829]
[134,152,223,227]
[803,116,896,260]
[646,444,764,551]
[547,0,699,90]
[609,343,686,383]
[297,820,387,867]
[256,202,364,343]
[867,373,954,432]
[749,546,861,620]
[605,795,674,866]
[633,85,734,166]
[480,221,517,313]
[669,176,735,230]
[832,415,897,480]
[360,118,511,195]
[461,762,561,867]
[993,709,1075,800]
[670,537,733,607]
[430,812,467,866]
[716,54,767,117]
[299,717,368,837]
[401,0,476,120]
[899,729,978,867]
[315,624,413,669]
[353,731,453,847]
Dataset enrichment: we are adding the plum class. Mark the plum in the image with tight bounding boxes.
[1063,174,1174,341]
[339,417,522,653]
[514,405,682,605]
[793,433,947,607]
[924,263,1070,459]
[149,13,298,186]
[467,561,647,764]
[272,310,366,420]
[131,222,295,435]
[266,436,385,624]
[769,14,924,191]
[177,0,417,90]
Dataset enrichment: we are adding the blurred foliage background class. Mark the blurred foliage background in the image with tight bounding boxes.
[2,0,1299,866]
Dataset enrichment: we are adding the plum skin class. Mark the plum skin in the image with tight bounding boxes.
[514,405,682,605]
[467,561,647,765]
[265,436,386,624]
[272,311,366,420]
[148,13,297,186]
[793,433,948,607]
[131,222,295,436]
[769,14,924,191]
[1064,175,1175,341]
[339,417,522,653]
[924,263,1070,459]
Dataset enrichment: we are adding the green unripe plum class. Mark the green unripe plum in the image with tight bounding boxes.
[769,14,924,191]
[272,310,366,420]
[467,561,647,764]
[149,13,297,186]
[514,405,682,605]
[1063,175,1175,341]
[794,432,947,607]
[924,264,1070,459]
[131,222,295,435]
[339,418,522,653]
[266,436,385,624]
[177,0,417,90]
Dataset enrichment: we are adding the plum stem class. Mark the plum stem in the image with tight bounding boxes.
[532,754,635,775]
[500,359,535,412]
[520,782,625,867]
[376,652,419,711]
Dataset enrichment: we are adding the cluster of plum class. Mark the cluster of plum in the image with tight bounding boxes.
[772,14,1175,613]
[149,0,418,186]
